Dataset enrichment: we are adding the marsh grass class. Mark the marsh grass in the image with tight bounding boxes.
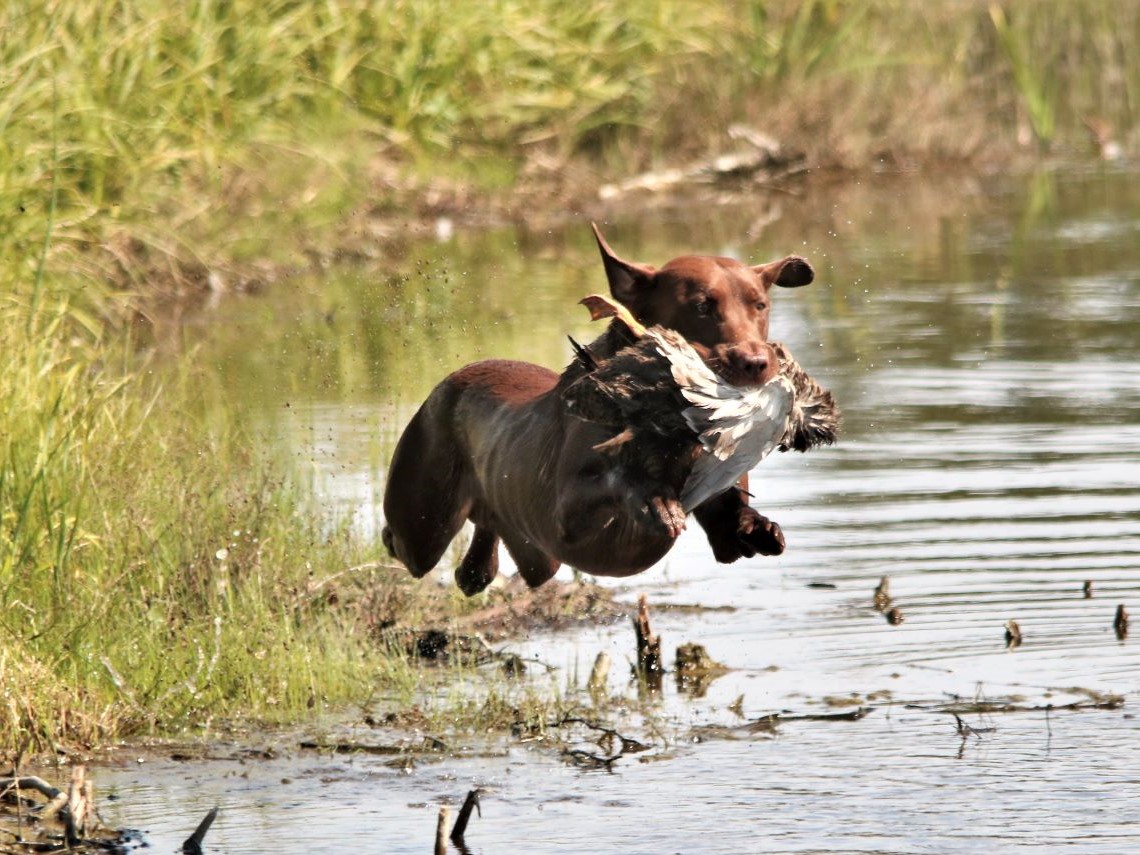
[4,2,1138,293]
[0,280,419,754]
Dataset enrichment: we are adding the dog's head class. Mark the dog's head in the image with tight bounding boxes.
[592,223,813,388]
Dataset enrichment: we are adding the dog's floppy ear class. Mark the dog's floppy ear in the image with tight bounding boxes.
[753,255,814,289]
[591,222,656,304]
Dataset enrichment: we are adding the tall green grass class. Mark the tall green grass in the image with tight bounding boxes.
[0,277,418,753]
[3,2,1137,289]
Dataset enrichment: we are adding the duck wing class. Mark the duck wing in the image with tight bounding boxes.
[679,376,794,511]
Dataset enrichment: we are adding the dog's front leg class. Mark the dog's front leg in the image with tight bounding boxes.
[693,477,784,563]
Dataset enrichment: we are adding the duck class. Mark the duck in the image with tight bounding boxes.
[562,294,839,512]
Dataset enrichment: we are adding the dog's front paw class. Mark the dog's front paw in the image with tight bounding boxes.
[736,507,785,557]
[704,506,784,563]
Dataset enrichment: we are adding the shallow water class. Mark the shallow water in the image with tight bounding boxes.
[101,166,1140,852]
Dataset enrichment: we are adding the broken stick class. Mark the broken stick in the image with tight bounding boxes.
[434,805,450,855]
[450,789,481,844]
[633,594,664,682]
[182,806,219,855]
[65,765,89,846]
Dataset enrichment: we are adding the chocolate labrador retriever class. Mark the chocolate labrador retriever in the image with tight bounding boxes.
[381,224,813,594]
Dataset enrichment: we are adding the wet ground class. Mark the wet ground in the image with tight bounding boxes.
[91,164,1140,852]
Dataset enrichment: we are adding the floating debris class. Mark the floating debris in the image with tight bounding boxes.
[872,576,892,611]
[674,643,729,697]
[1083,579,1094,599]
[500,653,526,678]
[587,651,611,694]
[906,695,1124,715]
[298,735,446,756]
[885,606,905,626]
[1114,604,1129,640]
[1005,619,1023,649]
[675,643,727,674]
[551,715,652,769]
[768,707,872,724]
[597,127,805,200]
[952,713,994,739]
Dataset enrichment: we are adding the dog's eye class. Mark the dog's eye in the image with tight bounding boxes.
[695,299,713,317]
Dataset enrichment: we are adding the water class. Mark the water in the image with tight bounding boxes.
[100,166,1140,852]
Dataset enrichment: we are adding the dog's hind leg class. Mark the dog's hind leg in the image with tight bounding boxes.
[381,391,472,578]
[454,525,500,595]
[500,533,560,589]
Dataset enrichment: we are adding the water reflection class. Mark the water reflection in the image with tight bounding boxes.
[117,166,1140,853]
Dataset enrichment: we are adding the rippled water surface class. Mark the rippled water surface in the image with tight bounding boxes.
[101,167,1140,852]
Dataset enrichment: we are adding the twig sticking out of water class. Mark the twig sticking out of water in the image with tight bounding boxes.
[182,806,219,855]
[1005,619,1022,649]
[587,651,611,695]
[450,789,482,845]
[1114,604,1129,640]
[633,594,663,677]
[952,713,991,739]
[1083,579,1093,598]
[0,776,63,801]
[64,765,92,847]
[872,576,891,611]
[0,770,125,850]
[434,806,450,855]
